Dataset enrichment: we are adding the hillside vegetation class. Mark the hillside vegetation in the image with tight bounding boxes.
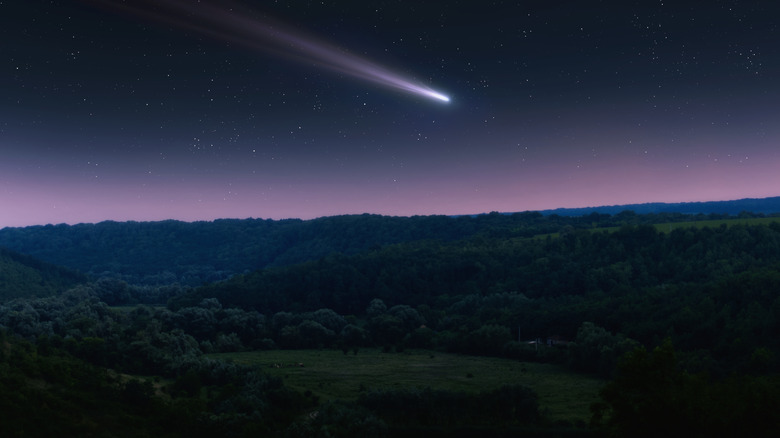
[1,210,771,285]
[0,247,87,300]
[169,220,780,374]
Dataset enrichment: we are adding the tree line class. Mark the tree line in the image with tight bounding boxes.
[1,210,767,285]
[0,288,544,436]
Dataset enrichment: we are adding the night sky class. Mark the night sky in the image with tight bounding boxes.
[2,0,779,227]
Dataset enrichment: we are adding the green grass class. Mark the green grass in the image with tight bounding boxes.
[210,348,605,424]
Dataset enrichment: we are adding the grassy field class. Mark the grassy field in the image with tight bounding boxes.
[210,348,605,424]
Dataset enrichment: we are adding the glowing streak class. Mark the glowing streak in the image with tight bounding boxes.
[89,0,451,103]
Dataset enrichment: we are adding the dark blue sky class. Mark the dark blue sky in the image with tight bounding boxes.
[2,0,779,227]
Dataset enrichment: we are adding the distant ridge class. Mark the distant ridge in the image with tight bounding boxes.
[2,196,779,287]
[537,196,780,217]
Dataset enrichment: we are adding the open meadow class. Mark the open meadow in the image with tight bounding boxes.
[210,348,605,425]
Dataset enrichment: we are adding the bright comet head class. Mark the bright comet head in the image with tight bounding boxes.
[430,91,451,103]
[402,83,450,103]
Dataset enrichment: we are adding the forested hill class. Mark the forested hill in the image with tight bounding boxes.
[174,220,780,374]
[180,220,780,317]
[1,208,778,286]
[0,247,87,301]
[0,215,505,285]
[0,211,682,285]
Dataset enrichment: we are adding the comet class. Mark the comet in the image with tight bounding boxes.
[87,0,451,104]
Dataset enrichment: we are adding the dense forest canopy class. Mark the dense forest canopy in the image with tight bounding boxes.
[166,220,780,376]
